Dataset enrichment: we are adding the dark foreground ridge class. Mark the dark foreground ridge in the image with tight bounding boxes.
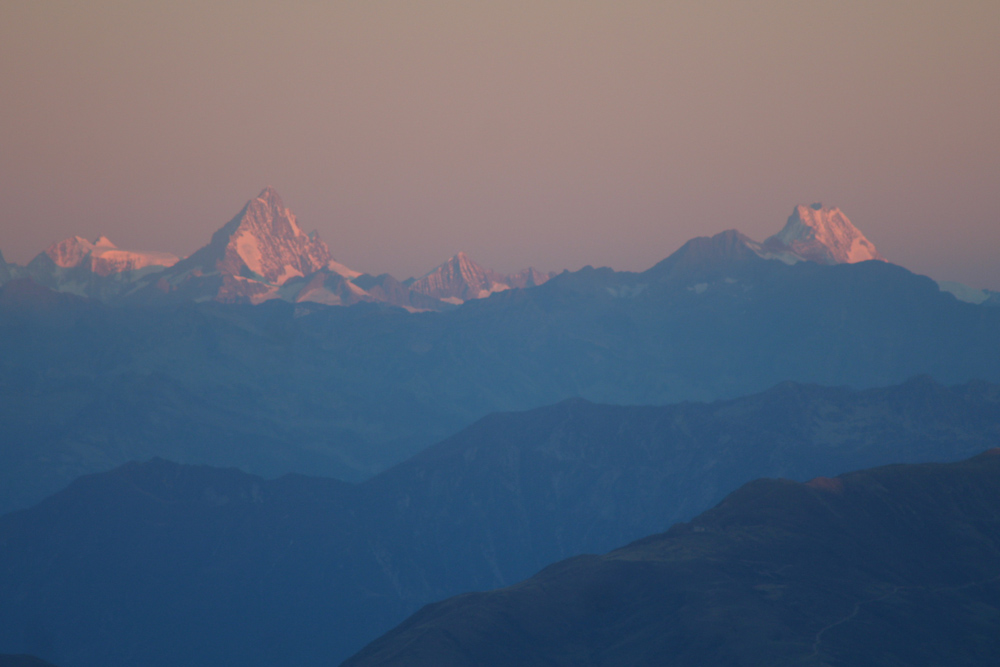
[0,378,998,666]
[345,449,1000,667]
[0,656,59,667]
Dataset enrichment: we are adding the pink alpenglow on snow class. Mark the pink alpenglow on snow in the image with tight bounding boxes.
[764,203,886,265]
[157,187,362,303]
[44,235,178,276]
[204,186,352,285]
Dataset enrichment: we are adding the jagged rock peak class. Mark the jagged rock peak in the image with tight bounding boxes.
[149,189,363,304]
[445,251,487,282]
[207,188,335,285]
[255,186,285,209]
[410,252,509,303]
[410,252,555,303]
[764,203,885,265]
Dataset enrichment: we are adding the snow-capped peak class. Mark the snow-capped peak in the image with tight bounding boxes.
[409,252,504,302]
[41,235,177,276]
[45,236,99,268]
[763,203,885,265]
[160,188,362,303]
[410,252,554,302]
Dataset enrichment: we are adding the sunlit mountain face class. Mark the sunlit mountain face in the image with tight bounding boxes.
[6,190,996,311]
[6,191,994,309]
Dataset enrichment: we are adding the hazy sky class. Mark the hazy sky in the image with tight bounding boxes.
[1,1,998,287]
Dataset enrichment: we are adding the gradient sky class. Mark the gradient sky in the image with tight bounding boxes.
[1,1,998,287]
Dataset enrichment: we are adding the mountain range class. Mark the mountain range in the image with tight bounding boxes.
[2,190,994,308]
[3,198,1000,513]
[345,449,1000,666]
[0,378,997,666]
[0,188,554,309]
[3,190,1000,666]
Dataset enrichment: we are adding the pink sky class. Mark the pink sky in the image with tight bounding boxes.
[1,2,998,287]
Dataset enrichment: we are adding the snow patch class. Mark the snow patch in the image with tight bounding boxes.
[328,259,362,279]
[275,263,305,285]
[937,280,990,305]
[234,229,265,277]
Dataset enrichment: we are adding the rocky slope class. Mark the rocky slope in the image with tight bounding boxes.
[345,450,1000,667]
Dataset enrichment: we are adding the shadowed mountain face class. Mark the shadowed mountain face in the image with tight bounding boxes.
[1,230,1000,513]
[345,450,1000,667]
[0,379,997,666]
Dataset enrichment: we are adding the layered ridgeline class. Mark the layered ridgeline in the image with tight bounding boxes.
[346,450,1000,667]
[0,379,998,666]
[3,200,1000,511]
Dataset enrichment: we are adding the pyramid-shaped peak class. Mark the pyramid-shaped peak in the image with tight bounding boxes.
[411,252,553,302]
[410,252,502,302]
[255,186,285,209]
[164,189,340,291]
[93,236,117,248]
[764,204,885,265]
[430,252,487,278]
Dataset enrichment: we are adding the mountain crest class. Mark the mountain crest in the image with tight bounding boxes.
[145,188,364,303]
[409,251,556,303]
[179,189,345,285]
[764,203,885,265]
[410,252,508,303]
[45,236,99,268]
[255,186,285,210]
[41,235,177,276]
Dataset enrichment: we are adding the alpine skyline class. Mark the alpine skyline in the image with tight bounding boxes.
[1,2,998,288]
